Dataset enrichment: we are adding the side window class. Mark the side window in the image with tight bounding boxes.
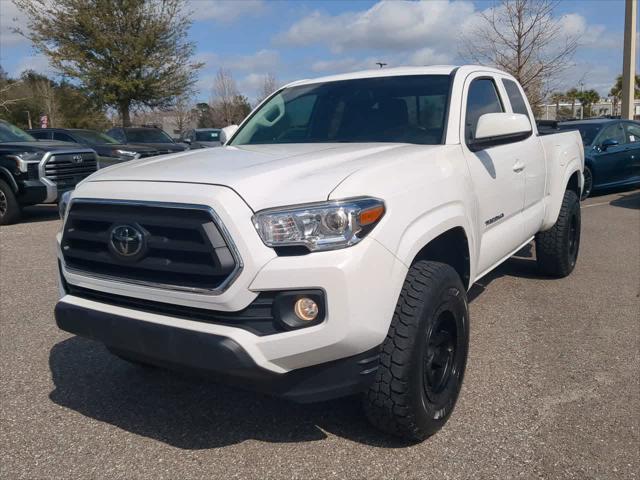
[30,131,52,140]
[624,122,640,143]
[465,78,504,142]
[108,129,125,142]
[53,132,76,143]
[598,123,626,146]
[502,79,530,116]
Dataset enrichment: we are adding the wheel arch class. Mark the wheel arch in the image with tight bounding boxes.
[541,162,583,231]
[0,167,19,192]
[411,227,471,289]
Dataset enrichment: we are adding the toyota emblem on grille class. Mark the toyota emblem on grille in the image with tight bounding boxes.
[110,224,144,257]
[71,155,84,164]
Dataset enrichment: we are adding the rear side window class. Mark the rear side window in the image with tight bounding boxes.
[465,78,503,142]
[598,123,626,145]
[30,131,51,140]
[502,79,529,116]
[53,132,75,142]
[624,122,640,143]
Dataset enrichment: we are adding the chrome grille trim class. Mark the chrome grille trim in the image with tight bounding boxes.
[60,199,244,295]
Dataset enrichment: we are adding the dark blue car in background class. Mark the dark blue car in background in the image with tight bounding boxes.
[557,119,640,199]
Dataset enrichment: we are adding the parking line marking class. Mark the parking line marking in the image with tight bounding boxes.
[582,201,611,208]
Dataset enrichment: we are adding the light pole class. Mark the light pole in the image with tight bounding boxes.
[24,110,32,129]
[621,0,637,120]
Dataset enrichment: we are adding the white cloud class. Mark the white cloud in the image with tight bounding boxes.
[0,0,29,48]
[189,0,266,23]
[277,0,475,54]
[12,54,54,77]
[227,49,279,71]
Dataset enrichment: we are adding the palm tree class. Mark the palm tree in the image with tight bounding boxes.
[577,90,600,118]
[565,88,579,118]
[549,92,566,119]
[609,74,640,116]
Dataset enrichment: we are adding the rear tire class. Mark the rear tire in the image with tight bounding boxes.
[535,189,581,277]
[364,261,469,441]
[0,179,21,225]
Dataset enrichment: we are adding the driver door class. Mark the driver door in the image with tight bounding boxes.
[592,122,628,185]
[461,74,526,276]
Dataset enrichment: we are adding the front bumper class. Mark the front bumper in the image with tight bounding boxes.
[56,181,408,384]
[55,301,380,403]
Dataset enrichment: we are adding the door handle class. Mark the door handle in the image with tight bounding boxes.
[513,161,525,173]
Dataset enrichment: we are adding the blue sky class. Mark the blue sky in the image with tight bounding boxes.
[0,0,633,103]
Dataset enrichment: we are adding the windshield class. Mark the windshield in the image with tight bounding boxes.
[557,124,602,146]
[0,120,36,142]
[126,129,174,143]
[195,130,220,141]
[74,130,119,145]
[231,75,451,146]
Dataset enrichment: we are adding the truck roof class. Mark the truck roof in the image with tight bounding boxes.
[285,65,512,88]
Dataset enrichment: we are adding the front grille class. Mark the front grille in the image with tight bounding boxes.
[61,201,240,292]
[63,281,280,336]
[44,152,97,189]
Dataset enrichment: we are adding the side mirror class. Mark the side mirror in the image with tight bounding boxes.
[600,138,619,151]
[471,113,532,150]
[183,137,191,144]
[220,125,239,145]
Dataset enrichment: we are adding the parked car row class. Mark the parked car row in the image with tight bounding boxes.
[0,120,223,224]
[538,118,640,199]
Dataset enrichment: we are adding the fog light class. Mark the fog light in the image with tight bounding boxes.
[294,298,319,322]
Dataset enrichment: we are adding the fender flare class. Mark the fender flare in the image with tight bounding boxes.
[541,161,582,231]
[0,167,19,192]
[392,201,476,279]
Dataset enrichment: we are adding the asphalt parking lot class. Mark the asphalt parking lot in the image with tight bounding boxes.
[1,189,638,480]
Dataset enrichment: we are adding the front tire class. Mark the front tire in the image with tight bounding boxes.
[0,179,21,225]
[535,189,581,277]
[364,261,469,441]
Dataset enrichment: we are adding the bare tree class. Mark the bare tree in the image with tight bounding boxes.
[173,94,195,137]
[210,68,239,126]
[0,82,25,113]
[209,68,251,126]
[33,78,60,127]
[461,0,579,110]
[256,73,278,104]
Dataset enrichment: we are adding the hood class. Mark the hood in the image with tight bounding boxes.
[85,143,441,210]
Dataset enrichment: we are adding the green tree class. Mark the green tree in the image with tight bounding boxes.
[609,74,640,116]
[549,91,566,119]
[577,89,600,118]
[565,88,580,118]
[14,0,203,126]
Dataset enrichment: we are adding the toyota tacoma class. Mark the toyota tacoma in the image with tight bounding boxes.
[55,66,584,440]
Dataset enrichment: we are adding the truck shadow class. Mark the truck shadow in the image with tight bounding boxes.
[609,190,640,210]
[48,245,542,450]
[48,337,414,449]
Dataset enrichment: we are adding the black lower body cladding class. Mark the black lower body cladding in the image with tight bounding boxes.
[54,301,380,403]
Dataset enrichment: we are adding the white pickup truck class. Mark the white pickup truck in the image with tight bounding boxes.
[55,65,583,440]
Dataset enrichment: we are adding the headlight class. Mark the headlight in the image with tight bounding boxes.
[13,151,45,172]
[111,149,140,159]
[58,191,72,220]
[252,197,385,252]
